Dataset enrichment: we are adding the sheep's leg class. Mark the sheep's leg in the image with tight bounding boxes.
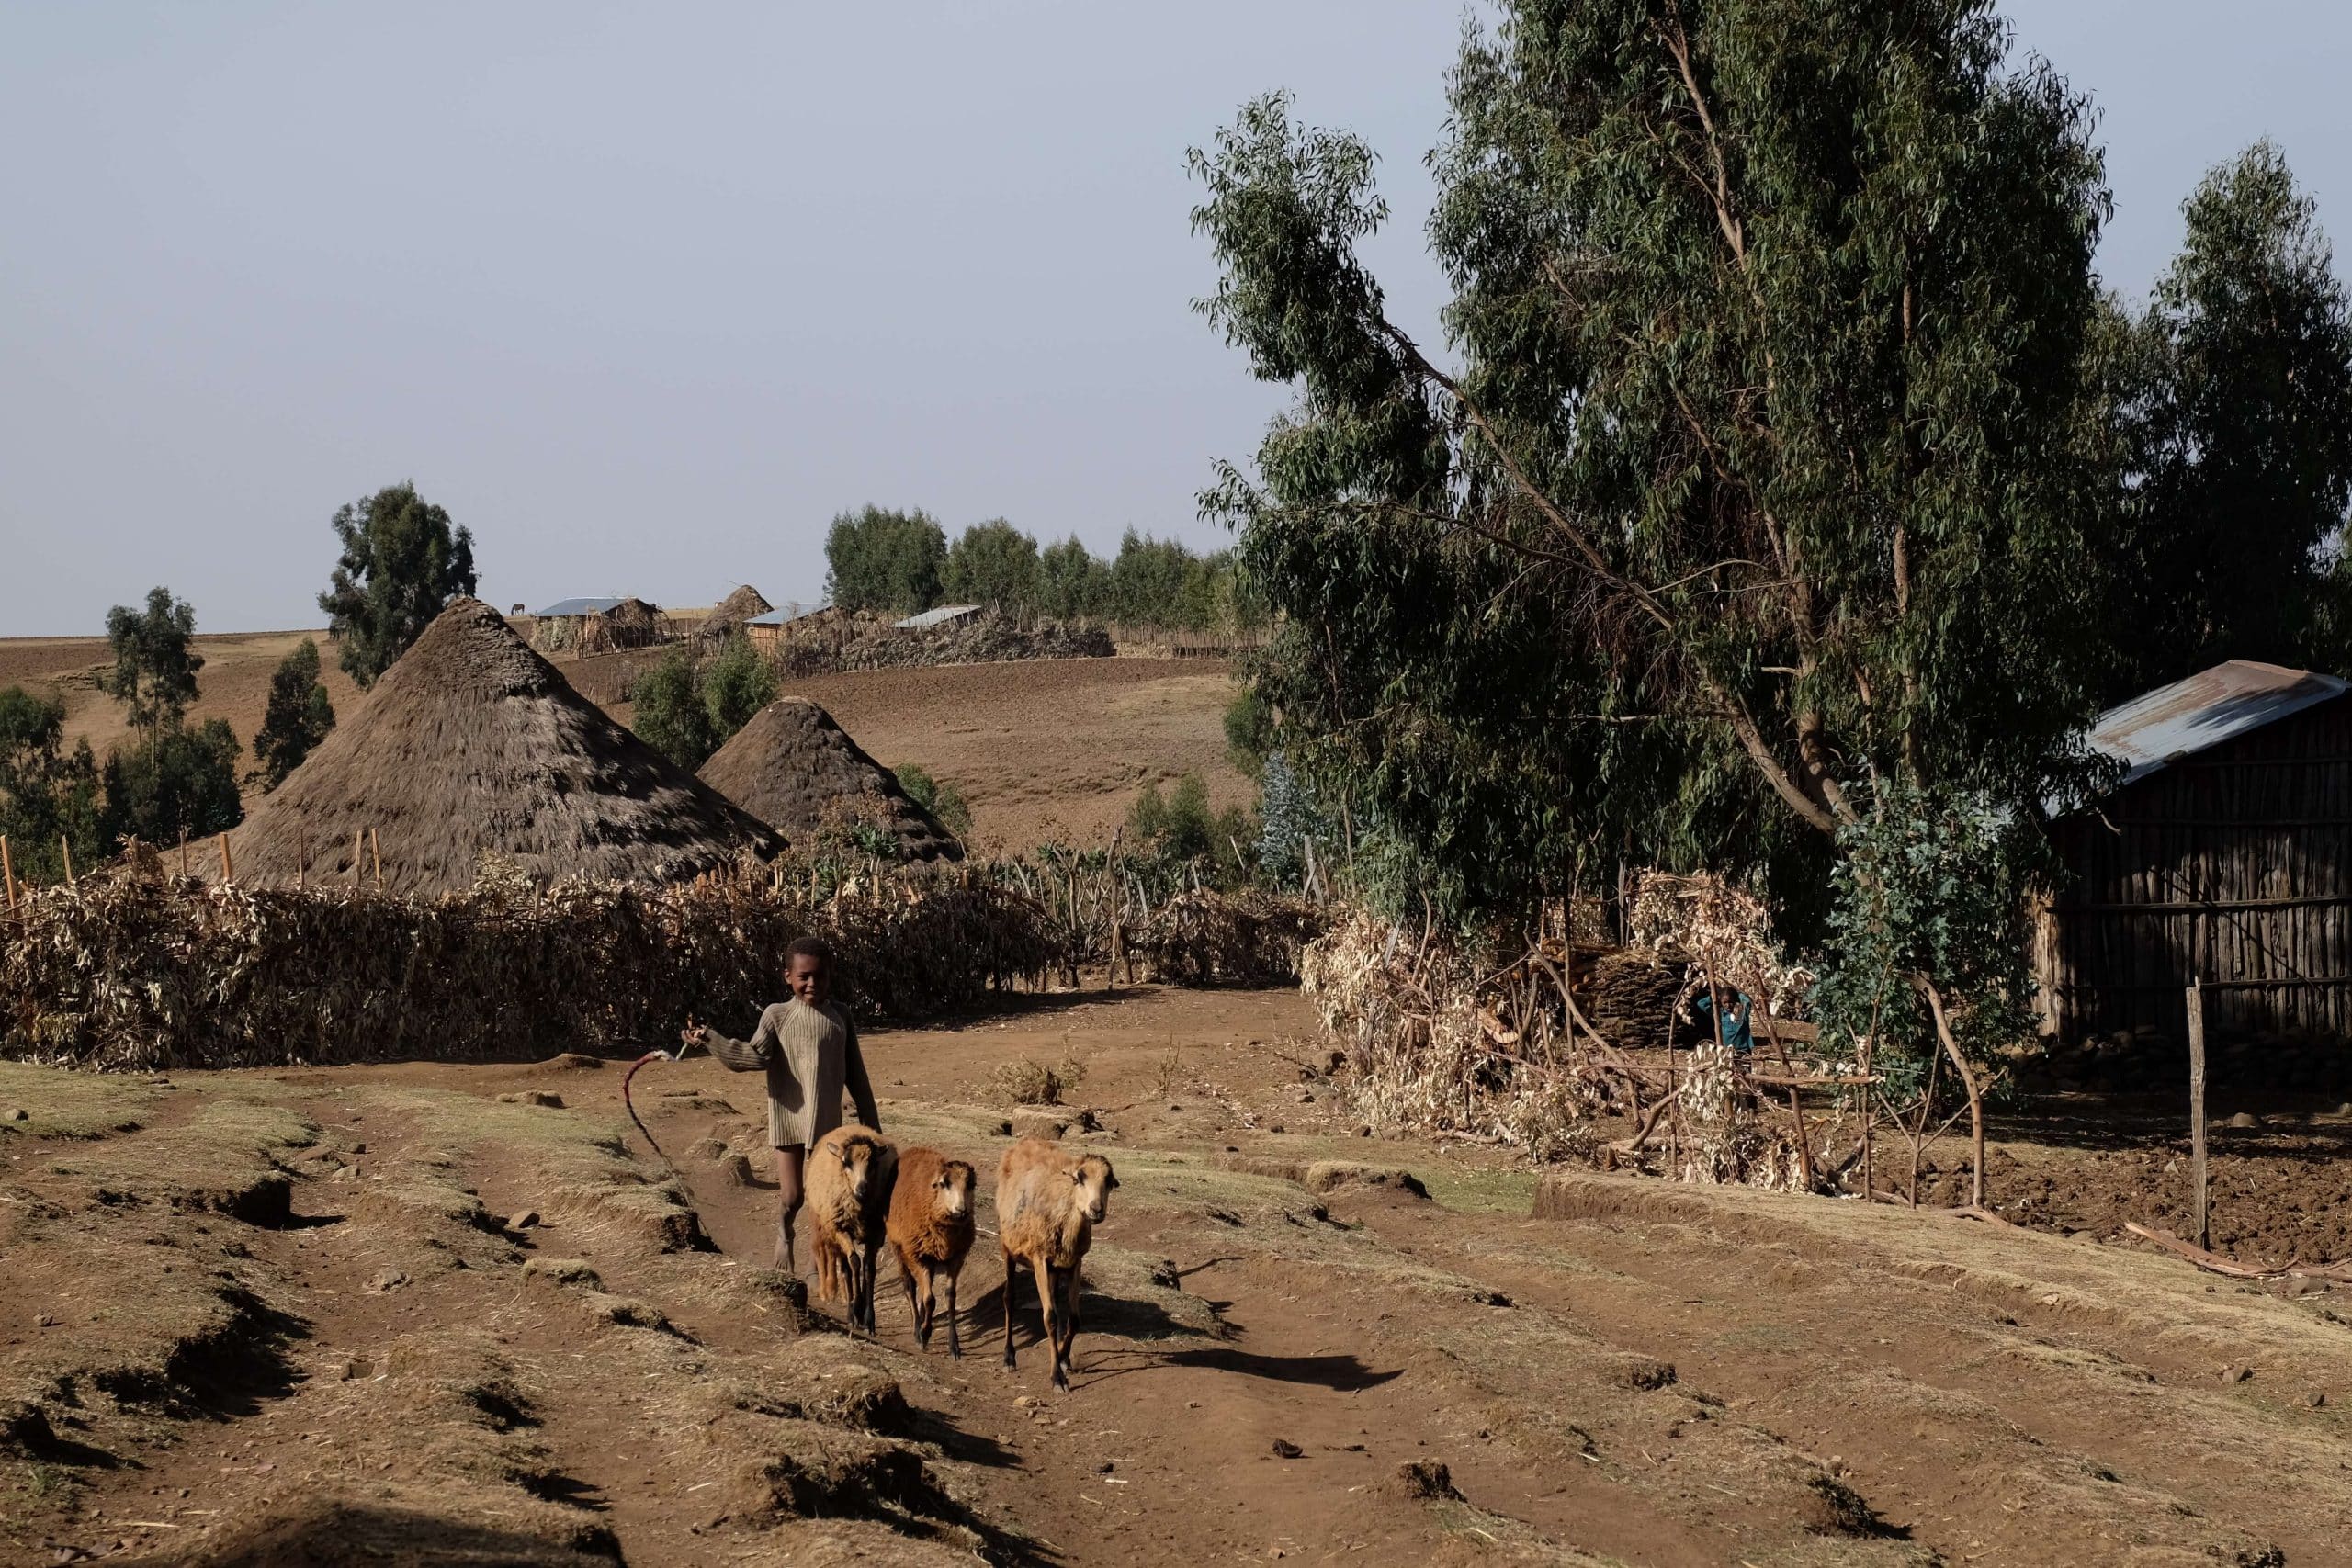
[944,1266,963,1360]
[1037,1263,1068,1393]
[863,1242,883,1334]
[1057,1264,1082,1369]
[910,1257,934,1349]
[897,1248,922,1342]
[1001,1247,1018,1369]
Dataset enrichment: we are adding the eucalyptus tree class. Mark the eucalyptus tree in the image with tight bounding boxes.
[2108,141,2352,695]
[320,482,478,686]
[1193,0,2121,1125]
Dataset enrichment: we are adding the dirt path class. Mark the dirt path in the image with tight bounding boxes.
[6,986,2346,1567]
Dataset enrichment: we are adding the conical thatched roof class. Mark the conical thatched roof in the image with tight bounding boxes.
[224,598,785,895]
[696,583,774,649]
[698,698,962,861]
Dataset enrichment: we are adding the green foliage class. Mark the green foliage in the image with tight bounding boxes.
[824,505,947,613]
[1223,684,1271,778]
[102,586,203,750]
[942,520,1041,614]
[319,482,478,687]
[0,686,102,884]
[101,718,243,847]
[1036,536,1113,620]
[1812,778,2044,1099]
[1126,772,1255,886]
[1190,5,2117,939]
[701,635,776,739]
[253,639,335,790]
[630,637,775,771]
[2107,141,2352,694]
[893,764,972,840]
[1253,750,1337,889]
[630,646,718,771]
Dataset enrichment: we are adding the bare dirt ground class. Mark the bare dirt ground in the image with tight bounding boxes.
[5,985,2346,1567]
[5,631,1241,851]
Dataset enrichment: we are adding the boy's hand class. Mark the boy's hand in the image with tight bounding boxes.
[678,1025,708,1054]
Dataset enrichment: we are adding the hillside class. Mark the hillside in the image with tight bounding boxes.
[0,631,1249,853]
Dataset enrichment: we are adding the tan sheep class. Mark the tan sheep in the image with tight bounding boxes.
[886,1146,978,1357]
[995,1137,1118,1392]
[806,1124,897,1335]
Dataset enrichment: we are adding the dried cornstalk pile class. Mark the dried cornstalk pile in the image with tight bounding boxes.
[1300,908,1611,1162]
[1136,889,1323,987]
[0,861,1059,1072]
[1302,874,1826,1183]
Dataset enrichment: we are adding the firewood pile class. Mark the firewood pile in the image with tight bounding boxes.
[1134,888,1324,987]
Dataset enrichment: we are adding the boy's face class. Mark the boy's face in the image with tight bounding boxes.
[787,953,829,1007]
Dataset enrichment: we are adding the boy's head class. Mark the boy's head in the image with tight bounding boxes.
[786,936,833,1007]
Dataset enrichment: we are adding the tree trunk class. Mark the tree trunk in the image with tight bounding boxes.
[1913,975,1985,1210]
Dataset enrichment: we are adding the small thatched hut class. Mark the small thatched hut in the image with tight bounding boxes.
[696,584,775,650]
[223,598,784,895]
[574,596,666,654]
[698,697,962,861]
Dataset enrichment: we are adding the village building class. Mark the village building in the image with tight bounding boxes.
[2034,660,2352,1068]
[697,696,962,861]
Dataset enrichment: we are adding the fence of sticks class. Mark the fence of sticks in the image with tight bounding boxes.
[0,855,1061,1072]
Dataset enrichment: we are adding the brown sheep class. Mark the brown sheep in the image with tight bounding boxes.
[886,1146,978,1357]
[806,1124,897,1335]
[995,1137,1118,1392]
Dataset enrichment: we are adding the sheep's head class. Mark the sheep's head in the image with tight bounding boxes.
[1070,1155,1118,1224]
[833,1136,878,1201]
[933,1159,977,1219]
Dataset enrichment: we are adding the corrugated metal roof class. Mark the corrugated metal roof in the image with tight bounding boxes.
[530,596,625,618]
[2086,660,2348,789]
[745,603,830,626]
[892,604,981,630]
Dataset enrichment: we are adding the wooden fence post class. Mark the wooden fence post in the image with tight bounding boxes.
[2188,976,2209,1251]
[1,835,16,911]
[61,836,74,887]
[370,829,383,890]
[219,832,234,886]
[352,830,365,887]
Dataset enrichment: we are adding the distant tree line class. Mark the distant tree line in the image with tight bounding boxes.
[823,505,1266,631]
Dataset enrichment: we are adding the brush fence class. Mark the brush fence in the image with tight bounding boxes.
[1,874,1058,1072]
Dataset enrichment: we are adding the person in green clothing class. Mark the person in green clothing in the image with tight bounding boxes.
[680,935,880,1273]
[1693,982,1755,1055]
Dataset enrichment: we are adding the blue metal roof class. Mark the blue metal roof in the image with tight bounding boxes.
[530,596,625,617]
[2086,660,2348,789]
[892,604,981,630]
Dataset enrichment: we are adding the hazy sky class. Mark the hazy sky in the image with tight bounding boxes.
[4,3,2347,636]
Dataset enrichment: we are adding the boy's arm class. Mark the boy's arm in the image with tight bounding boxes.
[842,1016,881,1130]
[703,1009,780,1074]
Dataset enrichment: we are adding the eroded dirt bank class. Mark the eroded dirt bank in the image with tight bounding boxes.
[4,987,2344,1566]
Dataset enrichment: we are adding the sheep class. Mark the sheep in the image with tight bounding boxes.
[995,1137,1118,1392]
[805,1124,897,1335]
[886,1146,978,1357]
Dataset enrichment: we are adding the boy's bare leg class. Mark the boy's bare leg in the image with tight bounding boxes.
[774,1145,805,1274]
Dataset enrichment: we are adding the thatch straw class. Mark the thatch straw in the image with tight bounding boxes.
[695,583,774,649]
[698,699,961,862]
[220,598,783,897]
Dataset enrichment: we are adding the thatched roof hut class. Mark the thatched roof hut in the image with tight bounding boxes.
[696,584,775,649]
[698,697,962,861]
[223,598,785,895]
[575,596,665,654]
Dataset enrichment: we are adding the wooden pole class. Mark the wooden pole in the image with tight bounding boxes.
[60,836,74,887]
[1,835,16,911]
[370,829,383,890]
[352,830,365,887]
[218,832,234,886]
[2188,976,2210,1251]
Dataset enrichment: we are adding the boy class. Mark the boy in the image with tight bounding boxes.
[1692,982,1755,1055]
[680,935,880,1273]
